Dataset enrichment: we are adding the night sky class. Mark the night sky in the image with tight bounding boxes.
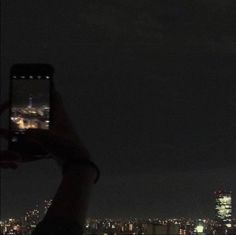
[1,0,236,220]
[12,79,50,106]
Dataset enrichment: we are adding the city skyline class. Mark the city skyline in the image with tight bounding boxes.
[1,189,235,221]
[1,215,236,235]
[0,189,235,234]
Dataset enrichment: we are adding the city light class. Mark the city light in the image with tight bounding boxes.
[1,191,235,235]
[215,191,232,228]
[11,95,50,132]
[195,224,204,233]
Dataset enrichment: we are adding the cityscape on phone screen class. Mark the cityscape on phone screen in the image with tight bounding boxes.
[10,75,50,136]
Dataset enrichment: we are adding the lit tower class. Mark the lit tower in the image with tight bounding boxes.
[28,94,33,108]
[215,190,232,228]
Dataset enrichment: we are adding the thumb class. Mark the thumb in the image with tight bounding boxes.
[0,162,19,169]
[0,150,22,169]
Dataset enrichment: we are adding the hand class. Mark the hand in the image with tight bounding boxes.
[0,89,90,169]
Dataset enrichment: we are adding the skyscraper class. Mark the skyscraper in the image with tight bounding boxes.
[215,190,232,228]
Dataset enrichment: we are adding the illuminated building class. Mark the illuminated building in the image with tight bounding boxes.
[28,95,33,108]
[215,190,232,228]
[128,223,133,231]
[142,222,179,235]
[195,224,204,234]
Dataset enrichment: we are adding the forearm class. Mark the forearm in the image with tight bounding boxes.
[43,165,96,225]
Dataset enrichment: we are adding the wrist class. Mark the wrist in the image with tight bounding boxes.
[62,159,100,184]
[52,143,91,167]
[63,165,97,185]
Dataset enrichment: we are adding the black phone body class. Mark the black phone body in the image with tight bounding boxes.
[8,64,54,157]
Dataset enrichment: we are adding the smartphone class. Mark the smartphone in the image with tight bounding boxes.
[8,64,54,158]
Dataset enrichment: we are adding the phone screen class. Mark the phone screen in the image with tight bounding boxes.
[10,77,50,133]
[9,64,54,155]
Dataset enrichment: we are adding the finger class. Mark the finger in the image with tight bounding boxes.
[24,129,52,142]
[50,90,80,143]
[0,149,48,163]
[51,90,74,131]
[23,129,54,154]
[0,150,22,162]
[24,129,63,150]
[52,89,63,103]
[24,129,85,157]
[0,162,18,169]
[0,100,10,115]
[25,128,78,147]
[0,128,12,139]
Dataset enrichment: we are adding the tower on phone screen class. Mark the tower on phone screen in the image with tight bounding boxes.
[10,75,50,133]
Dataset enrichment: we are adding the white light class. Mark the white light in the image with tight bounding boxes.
[195,225,204,233]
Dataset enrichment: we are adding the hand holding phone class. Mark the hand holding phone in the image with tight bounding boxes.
[0,101,20,168]
[0,68,89,168]
[8,64,54,156]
